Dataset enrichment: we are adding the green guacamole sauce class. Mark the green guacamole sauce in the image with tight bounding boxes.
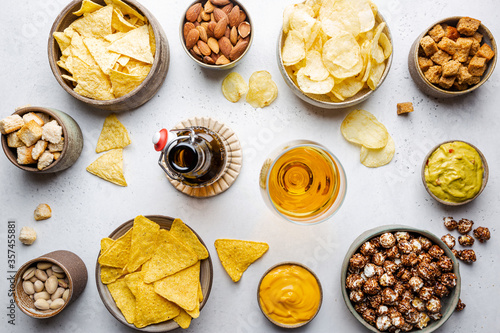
[425,141,483,202]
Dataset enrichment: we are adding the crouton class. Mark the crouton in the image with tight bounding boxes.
[37,151,54,170]
[35,113,51,125]
[420,36,439,56]
[424,66,442,84]
[468,56,487,76]
[0,115,24,134]
[397,102,414,115]
[34,204,52,221]
[445,26,460,41]
[428,24,445,42]
[41,120,63,144]
[472,32,483,43]
[453,38,473,63]
[457,17,481,36]
[418,57,434,72]
[32,140,48,160]
[7,132,24,148]
[457,66,473,85]
[439,75,455,89]
[22,112,44,126]
[476,44,495,61]
[16,120,43,147]
[442,60,461,77]
[438,37,458,55]
[19,227,37,245]
[466,76,481,85]
[48,137,64,152]
[453,81,469,91]
[17,146,37,165]
[430,50,452,65]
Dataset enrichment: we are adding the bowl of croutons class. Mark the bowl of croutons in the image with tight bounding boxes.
[408,16,496,98]
[0,106,83,173]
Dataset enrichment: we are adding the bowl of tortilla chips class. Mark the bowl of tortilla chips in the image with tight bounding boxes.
[95,215,213,330]
[48,0,169,112]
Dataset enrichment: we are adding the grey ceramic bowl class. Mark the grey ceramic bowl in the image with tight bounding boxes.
[421,140,489,206]
[277,12,393,109]
[1,106,83,173]
[14,250,88,319]
[180,0,253,70]
[341,225,461,333]
[408,16,497,98]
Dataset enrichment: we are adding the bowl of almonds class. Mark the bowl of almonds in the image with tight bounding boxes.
[180,0,253,69]
[14,250,87,318]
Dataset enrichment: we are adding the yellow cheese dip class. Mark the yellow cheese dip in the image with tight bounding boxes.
[425,141,483,202]
[258,264,321,326]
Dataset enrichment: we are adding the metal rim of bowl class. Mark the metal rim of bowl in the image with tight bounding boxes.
[421,140,489,206]
[412,16,497,96]
[340,224,461,333]
[276,11,393,109]
[47,0,167,107]
[257,261,323,329]
[179,0,253,70]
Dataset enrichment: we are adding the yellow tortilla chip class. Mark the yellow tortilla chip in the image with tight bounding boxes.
[104,32,126,43]
[98,228,132,268]
[144,229,198,283]
[112,8,136,33]
[173,309,192,329]
[116,55,130,67]
[83,37,120,74]
[69,33,98,67]
[108,25,154,64]
[125,272,180,328]
[100,237,115,253]
[69,5,113,38]
[148,24,156,56]
[198,281,203,303]
[73,0,103,16]
[53,32,71,52]
[214,239,269,282]
[186,299,200,319]
[125,216,160,273]
[71,56,115,100]
[107,278,135,324]
[170,219,209,260]
[125,59,152,77]
[61,74,76,83]
[96,114,131,153]
[104,0,145,21]
[109,68,148,98]
[86,149,127,186]
[101,266,124,284]
[154,261,200,312]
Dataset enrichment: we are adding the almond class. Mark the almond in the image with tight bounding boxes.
[192,44,202,56]
[185,28,200,49]
[190,49,202,61]
[207,21,216,38]
[197,40,212,56]
[224,26,231,39]
[229,40,248,61]
[238,21,251,38]
[183,22,196,40]
[214,16,228,39]
[218,36,233,59]
[200,10,211,21]
[203,55,215,65]
[216,54,230,65]
[228,5,240,27]
[194,21,201,27]
[222,3,233,15]
[207,37,220,54]
[238,10,246,26]
[230,26,238,45]
[211,53,219,63]
[204,1,215,14]
[196,26,208,42]
[197,12,202,23]
[200,22,209,30]
[186,3,202,22]
[209,0,230,6]
[213,8,227,22]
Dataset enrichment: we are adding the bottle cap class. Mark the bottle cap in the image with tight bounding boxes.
[153,129,168,151]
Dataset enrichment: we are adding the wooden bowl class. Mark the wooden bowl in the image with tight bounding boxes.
[180,0,253,70]
[48,0,169,112]
[14,250,88,319]
[257,261,323,329]
[1,106,83,173]
[408,16,497,98]
[95,215,213,332]
[421,140,489,206]
[277,11,393,109]
[341,225,461,333]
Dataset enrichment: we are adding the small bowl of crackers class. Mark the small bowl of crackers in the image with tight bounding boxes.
[408,16,497,98]
[277,0,393,109]
[48,0,170,111]
[95,215,213,331]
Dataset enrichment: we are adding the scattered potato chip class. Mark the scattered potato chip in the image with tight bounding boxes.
[125,215,160,273]
[214,239,269,282]
[173,310,192,329]
[98,228,132,268]
[222,72,248,103]
[96,114,131,153]
[86,148,127,186]
[170,219,209,260]
[340,109,388,149]
[107,278,136,324]
[360,134,395,167]
[246,71,278,108]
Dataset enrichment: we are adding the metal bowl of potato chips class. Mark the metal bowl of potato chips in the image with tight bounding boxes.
[95,215,213,331]
[277,0,393,109]
[48,0,169,112]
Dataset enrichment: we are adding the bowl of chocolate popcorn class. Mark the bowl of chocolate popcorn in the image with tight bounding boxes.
[341,225,461,332]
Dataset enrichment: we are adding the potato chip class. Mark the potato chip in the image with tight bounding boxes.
[96,114,131,153]
[367,61,385,90]
[173,310,192,329]
[170,219,209,260]
[69,5,113,38]
[303,50,329,81]
[332,76,365,98]
[360,134,395,168]
[341,109,388,149]
[297,68,334,94]
[327,0,360,37]
[305,20,321,50]
[125,215,160,273]
[98,228,132,268]
[214,239,269,282]
[107,278,136,324]
[379,32,392,59]
[101,266,124,284]
[289,6,316,40]
[144,229,198,283]
[104,0,145,22]
[323,30,360,69]
[108,25,154,64]
[154,261,200,312]
[112,8,136,33]
[282,30,305,66]
[323,54,363,79]
[86,148,127,186]
[125,272,180,328]
[222,72,248,103]
[371,22,386,61]
[246,71,278,108]
[109,68,148,98]
[71,56,115,100]
[83,37,120,74]
[282,4,295,34]
[353,0,375,33]
[73,0,103,16]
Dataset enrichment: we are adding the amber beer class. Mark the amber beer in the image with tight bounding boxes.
[267,145,341,221]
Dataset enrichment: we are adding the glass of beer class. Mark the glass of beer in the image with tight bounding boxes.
[259,140,347,225]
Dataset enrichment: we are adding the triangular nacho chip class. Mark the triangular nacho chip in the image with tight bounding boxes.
[98,228,132,268]
[71,56,115,100]
[69,5,113,38]
[104,32,126,43]
[125,216,160,273]
[69,33,98,67]
[101,266,124,284]
[86,149,127,186]
[100,237,115,253]
[148,24,156,56]
[198,281,203,303]
[96,114,131,153]
[109,68,148,98]
[53,32,71,52]
[107,278,136,324]
[185,298,200,319]
[104,0,145,22]
[108,25,154,64]
[170,219,209,260]
[112,8,136,33]
[143,229,198,283]
[124,59,152,76]
[214,239,269,282]
[83,37,120,74]
[173,309,192,329]
[73,0,103,16]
